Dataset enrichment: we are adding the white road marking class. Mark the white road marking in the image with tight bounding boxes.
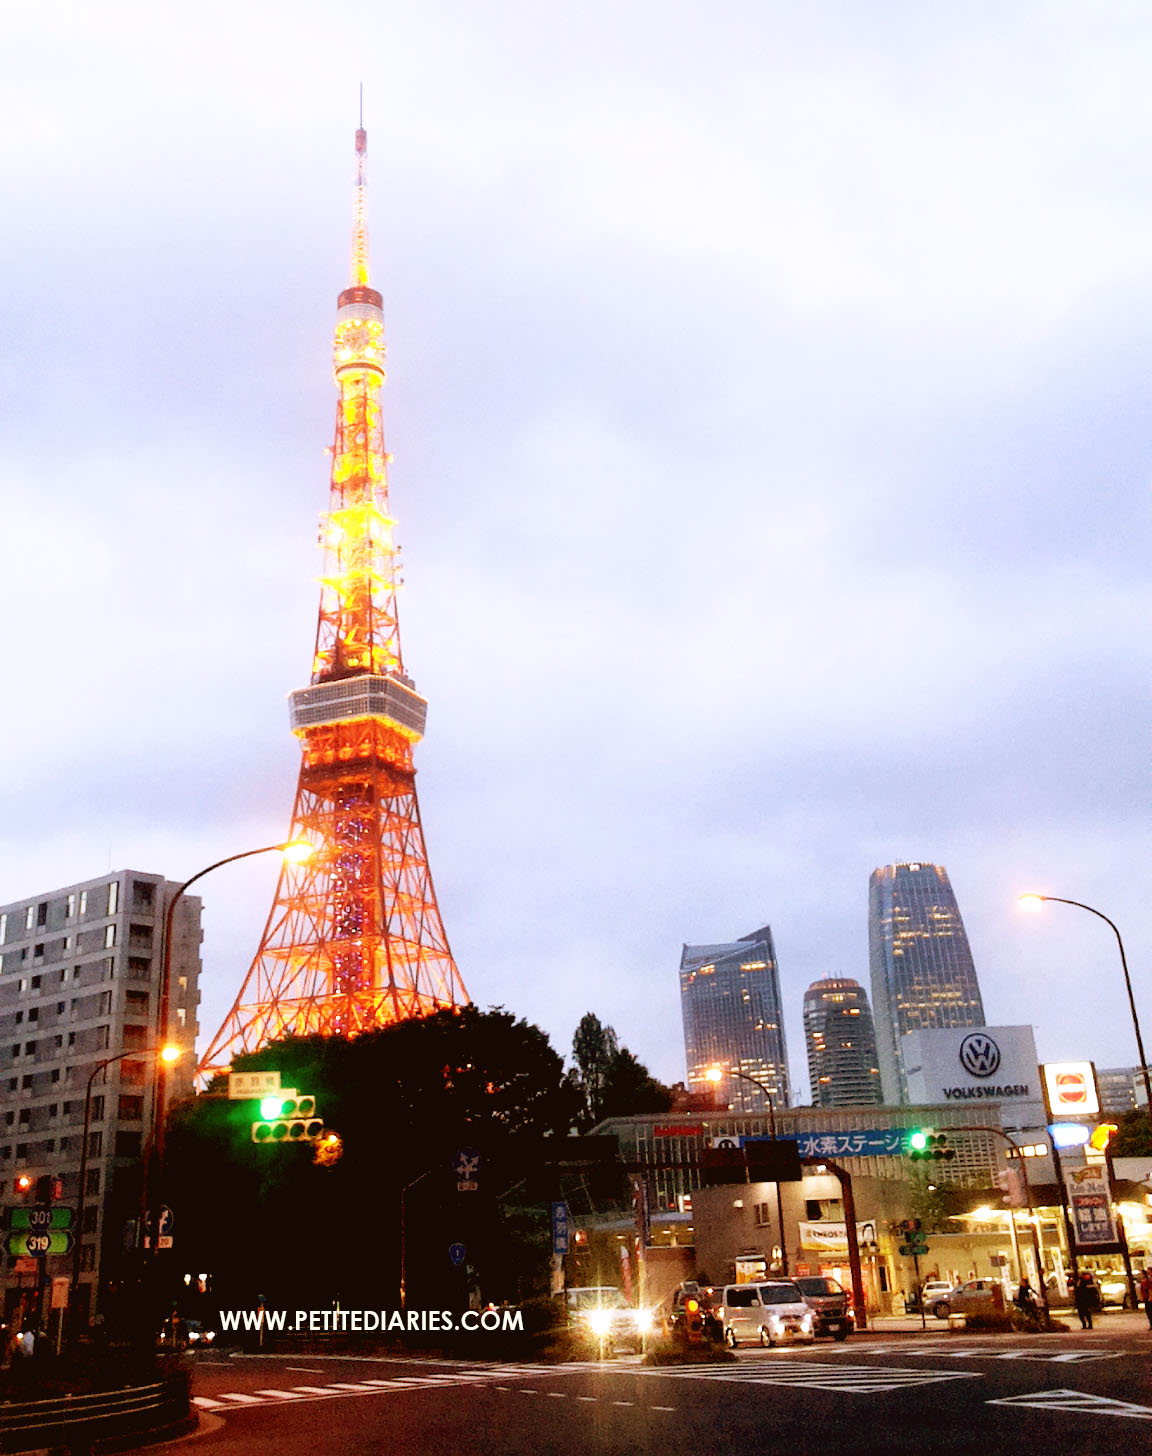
[638,1361,982,1394]
[192,1396,226,1409]
[988,1388,1152,1420]
[253,1388,304,1399]
[219,1392,264,1404]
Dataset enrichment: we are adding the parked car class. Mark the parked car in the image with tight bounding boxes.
[720,1281,815,1348]
[904,1279,953,1315]
[793,1276,853,1340]
[1095,1272,1134,1309]
[932,1279,1005,1319]
[562,1287,652,1354]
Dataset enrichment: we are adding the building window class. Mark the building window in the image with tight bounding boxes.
[24,1041,36,1056]
[82,1206,98,1233]
[79,890,88,916]
[90,1096,104,1122]
[25,907,35,932]
[80,1244,96,1271]
[120,1060,145,1086]
[14,1012,22,1025]
[17,1110,29,1125]
[84,1169,99,1195]
[30,975,41,990]
[103,925,116,950]
[0,913,6,944]
[20,1075,32,1090]
[131,880,155,910]
[107,882,119,917]
[98,992,112,1016]
[122,1024,146,1047]
[97,1025,110,1049]
[36,903,47,927]
[117,1095,144,1121]
[87,1131,102,1158]
[27,1008,38,1023]
[66,894,75,919]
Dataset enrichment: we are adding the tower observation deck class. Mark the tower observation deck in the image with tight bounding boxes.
[199,124,470,1075]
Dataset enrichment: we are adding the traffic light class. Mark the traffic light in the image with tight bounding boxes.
[994,1165,1027,1208]
[1088,1123,1119,1152]
[251,1094,324,1144]
[35,1175,62,1203]
[907,1129,956,1161]
[14,1174,33,1198]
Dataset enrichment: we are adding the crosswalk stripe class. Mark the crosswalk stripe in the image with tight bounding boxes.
[192,1396,226,1409]
[291,1385,336,1394]
[254,1388,304,1399]
[219,1392,264,1404]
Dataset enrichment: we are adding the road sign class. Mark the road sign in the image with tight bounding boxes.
[5,1230,74,1257]
[142,1236,174,1250]
[9,1205,75,1231]
[143,1207,175,1237]
[228,1070,282,1100]
[448,1242,467,1267]
[13,1257,38,1275]
[51,1277,70,1310]
[453,1148,480,1190]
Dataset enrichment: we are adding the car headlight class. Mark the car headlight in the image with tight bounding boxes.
[634,1308,655,1332]
[800,1313,813,1331]
[584,1309,613,1336]
[767,1314,783,1331]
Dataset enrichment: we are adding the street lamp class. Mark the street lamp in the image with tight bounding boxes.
[70,1044,181,1319]
[706,1065,789,1275]
[1018,893,1152,1137]
[143,841,314,1294]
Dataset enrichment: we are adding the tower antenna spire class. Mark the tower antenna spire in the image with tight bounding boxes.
[199,119,469,1077]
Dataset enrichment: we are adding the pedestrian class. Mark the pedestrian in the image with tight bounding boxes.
[1139,1267,1152,1331]
[1073,1271,1095,1330]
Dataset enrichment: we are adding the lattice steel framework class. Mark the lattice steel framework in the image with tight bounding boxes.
[200,124,469,1076]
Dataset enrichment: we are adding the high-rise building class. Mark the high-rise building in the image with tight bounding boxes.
[0,871,201,1321]
[1098,1066,1142,1114]
[802,977,882,1108]
[868,861,985,1104]
[680,925,790,1115]
[201,122,469,1074]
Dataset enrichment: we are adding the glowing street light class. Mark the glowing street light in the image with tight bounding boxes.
[1017,892,1152,1135]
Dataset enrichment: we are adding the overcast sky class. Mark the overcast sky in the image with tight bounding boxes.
[2,1,1149,1099]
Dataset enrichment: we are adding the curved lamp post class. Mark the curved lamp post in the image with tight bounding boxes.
[70,1044,181,1321]
[143,841,313,1288]
[706,1065,789,1275]
[1018,894,1152,1139]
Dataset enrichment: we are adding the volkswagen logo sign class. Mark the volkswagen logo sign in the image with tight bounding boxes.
[959,1032,1001,1078]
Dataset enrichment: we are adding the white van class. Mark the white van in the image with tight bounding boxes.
[720,1281,815,1348]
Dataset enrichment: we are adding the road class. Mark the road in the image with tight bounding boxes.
[152,1323,1152,1456]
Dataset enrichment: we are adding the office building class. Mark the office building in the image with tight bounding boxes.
[680,925,790,1115]
[802,977,882,1108]
[1098,1066,1142,1114]
[0,871,201,1322]
[868,862,985,1104]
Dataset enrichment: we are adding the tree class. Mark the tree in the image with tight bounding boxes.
[166,1007,581,1313]
[570,1013,619,1126]
[569,1013,673,1128]
[1110,1107,1152,1157]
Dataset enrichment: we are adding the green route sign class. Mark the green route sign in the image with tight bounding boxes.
[8,1205,74,1231]
[5,1229,74,1257]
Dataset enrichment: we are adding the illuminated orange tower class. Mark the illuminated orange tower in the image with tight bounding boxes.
[200,123,469,1074]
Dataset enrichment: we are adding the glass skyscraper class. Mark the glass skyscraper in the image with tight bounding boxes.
[868,861,985,1104]
[802,977,882,1107]
[680,924,790,1115]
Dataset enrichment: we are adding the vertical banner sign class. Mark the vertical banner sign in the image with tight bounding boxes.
[551,1201,570,1256]
[630,1174,651,1249]
[1065,1165,1119,1249]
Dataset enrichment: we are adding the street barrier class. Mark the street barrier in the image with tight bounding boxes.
[0,1371,192,1453]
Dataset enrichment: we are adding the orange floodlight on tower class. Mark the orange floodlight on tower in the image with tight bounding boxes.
[199,121,470,1076]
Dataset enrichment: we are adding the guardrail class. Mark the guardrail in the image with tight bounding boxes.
[0,1371,192,1454]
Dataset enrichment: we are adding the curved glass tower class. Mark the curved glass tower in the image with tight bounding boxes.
[802,977,882,1107]
[868,862,985,1104]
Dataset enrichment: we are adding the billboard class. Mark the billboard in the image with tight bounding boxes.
[902,1026,1044,1125]
[1042,1061,1100,1118]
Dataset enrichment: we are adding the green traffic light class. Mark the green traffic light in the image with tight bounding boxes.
[260,1095,285,1120]
[909,1129,929,1152]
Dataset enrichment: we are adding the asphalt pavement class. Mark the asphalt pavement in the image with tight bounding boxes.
[144,1316,1152,1456]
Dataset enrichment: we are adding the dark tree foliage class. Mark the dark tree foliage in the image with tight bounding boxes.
[1110,1107,1152,1157]
[569,1012,673,1129]
[165,1007,581,1315]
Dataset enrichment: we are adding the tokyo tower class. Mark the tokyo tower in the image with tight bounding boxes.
[200,122,470,1075]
